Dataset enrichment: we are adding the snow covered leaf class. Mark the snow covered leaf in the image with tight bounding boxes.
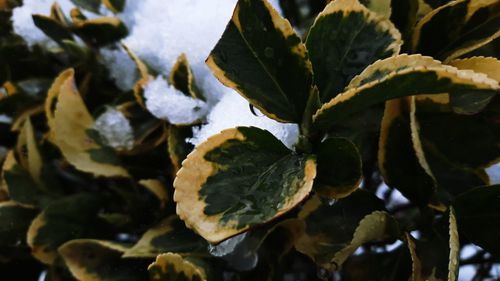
[207,0,313,123]
[453,185,500,258]
[170,53,204,101]
[73,16,128,46]
[148,253,210,281]
[312,54,499,131]
[124,215,207,258]
[305,0,401,102]
[144,76,207,125]
[448,57,500,114]
[174,127,316,243]
[45,69,129,177]
[379,98,436,205]
[0,201,38,248]
[405,208,459,281]
[59,239,149,281]
[412,0,500,60]
[315,138,362,199]
[27,193,107,264]
[295,191,399,272]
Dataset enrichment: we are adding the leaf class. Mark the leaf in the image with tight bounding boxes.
[315,137,362,199]
[167,125,194,175]
[16,118,42,185]
[174,126,316,243]
[313,54,499,131]
[122,44,151,107]
[27,193,108,264]
[412,0,500,60]
[305,0,401,102]
[59,239,150,281]
[32,14,73,44]
[0,201,37,248]
[453,185,500,258]
[148,253,209,281]
[390,0,418,43]
[69,0,101,13]
[295,191,399,272]
[46,69,129,177]
[414,96,500,170]
[138,179,169,210]
[448,57,500,114]
[102,0,125,13]
[206,0,313,123]
[73,17,128,47]
[169,53,204,101]
[405,209,459,281]
[3,164,46,207]
[378,98,436,205]
[123,215,207,258]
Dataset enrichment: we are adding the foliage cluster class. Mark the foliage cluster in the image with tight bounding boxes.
[0,0,499,280]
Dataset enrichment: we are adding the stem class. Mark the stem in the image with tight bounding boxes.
[296,86,321,153]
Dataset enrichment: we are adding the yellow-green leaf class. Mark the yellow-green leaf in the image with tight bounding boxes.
[46,69,129,177]
[306,0,401,102]
[174,127,316,243]
[206,0,313,123]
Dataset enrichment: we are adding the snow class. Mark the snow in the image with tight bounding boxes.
[189,93,300,149]
[486,162,500,184]
[143,76,208,125]
[93,107,134,150]
[99,46,138,91]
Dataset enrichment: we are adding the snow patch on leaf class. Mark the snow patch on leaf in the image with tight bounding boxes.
[94,107,134,150]
[189,93,299,149]
[144,76,208,125]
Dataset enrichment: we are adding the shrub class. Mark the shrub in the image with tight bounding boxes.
[0,0,499,280]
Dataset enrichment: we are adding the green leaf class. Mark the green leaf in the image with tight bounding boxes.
[59,239,150,281]
[412,0,500,60]
[313,54,499,131]
[168,125,194,175]
[379,98,436,205]
[32,14,73,44]
[389,0,418,44]
[73,17,128,47]
[453,185,500,258]
[305,0,401,102]
[405,208,459,281]
[148,253,209,281]
[0,201,37,247]
[3,164,46,207]
[174,126,316,243]
[123,215,207,258]
[448,57,500,114]
[27,193,108,265]
[295,191,399,272]
[206,0,313,123]
[70,0,101,13]
[315,138,362,199]
[169,53,204,101]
